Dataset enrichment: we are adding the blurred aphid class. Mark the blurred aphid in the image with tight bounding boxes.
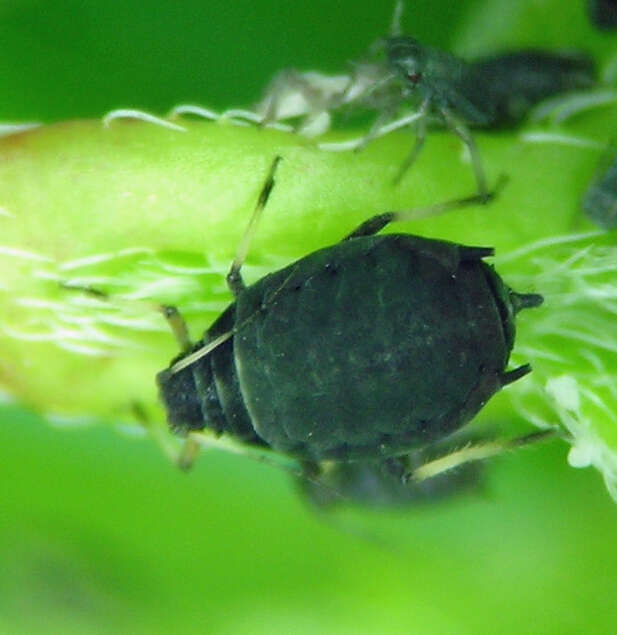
[255,4,594,198]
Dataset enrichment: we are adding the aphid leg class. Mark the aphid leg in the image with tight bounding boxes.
[226,156,282,297]
[131,401,199,470]
[188,429,331,487]
[177,435,201,471]
[441,107,489,202]
[132,302,198,468]
[354,102,403,152]
[343,187,502,240]
[392,98,430,184]
[160,305,192,352]
[407,428,558,483]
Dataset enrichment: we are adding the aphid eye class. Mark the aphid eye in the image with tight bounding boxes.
[407,72,422,84]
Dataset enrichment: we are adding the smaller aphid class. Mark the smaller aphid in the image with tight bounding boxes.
[582,152,617,229]
[257,34,594,197]
[383,37,595,193]
[587,0,617,30]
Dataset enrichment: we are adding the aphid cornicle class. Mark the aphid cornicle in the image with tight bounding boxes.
[156,158,543,480]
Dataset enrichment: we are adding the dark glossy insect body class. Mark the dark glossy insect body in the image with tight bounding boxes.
[158,229,541,463]
[587,0,617,30]
[583,156,617,229]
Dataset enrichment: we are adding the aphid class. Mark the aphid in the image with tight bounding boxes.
[582,153,617,229]
[255,35,593,197]
[382,36,595,192]
[587,0,617,30]
[156,157,545,485]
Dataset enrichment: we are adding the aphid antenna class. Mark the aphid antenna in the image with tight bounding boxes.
[365,0,407,59]
[343,175,507,240]
[169,156,285,375]
[170,263,302,375]
[169,331,233,374]
[226,156,283,296]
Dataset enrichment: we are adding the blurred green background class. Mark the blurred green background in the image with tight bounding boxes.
[2,1,617,633]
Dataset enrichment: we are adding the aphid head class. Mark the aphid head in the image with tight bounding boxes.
[386,36,425,87]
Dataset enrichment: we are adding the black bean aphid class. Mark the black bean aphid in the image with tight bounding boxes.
[583,154,617,229]
[157,158,544,482]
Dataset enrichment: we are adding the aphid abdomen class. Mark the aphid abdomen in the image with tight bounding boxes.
[207,306,266,444]
[157,361,207,432]
[157,305,261,442]
[233,234,511,461]
[474,51,595,126]
[157,347,226,434]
